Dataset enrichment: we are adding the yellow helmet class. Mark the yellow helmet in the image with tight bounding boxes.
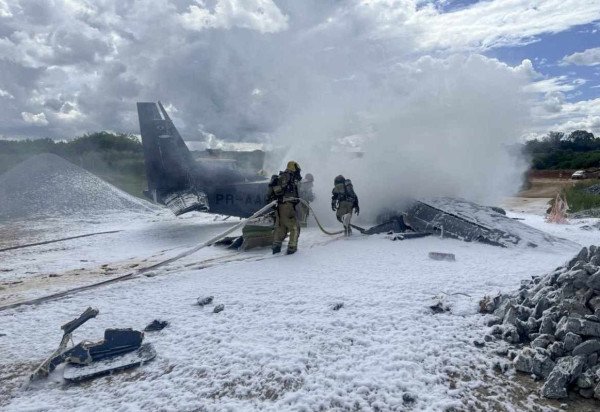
[286,160,300,172]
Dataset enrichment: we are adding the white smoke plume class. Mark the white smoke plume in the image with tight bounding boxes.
[253,4,535,222]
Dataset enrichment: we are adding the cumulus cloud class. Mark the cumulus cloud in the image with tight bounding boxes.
[560,47,600,66]
[525,76,586,94]
[180,0,289,33]
[21,111,48,126]
[542,91,565,113]
[0,0,597,141]
[0,0,11,18]
[542,98,600,132]
[411,0,600,51]
[0,88,14,99]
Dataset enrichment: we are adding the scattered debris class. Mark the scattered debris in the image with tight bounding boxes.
[580,222,600,231]
[570,208,600,219]
[64,343,156,383]
[428,252,456,261]
[479,245,600,399]
[197,296,214,307]
[365,216,412,235]
[30,307,100,382]
[402,392,417,405]
[387,232,432,241]
[213,304,225,313]
[144,320,169,332]
[430,295,451,314]
[473,339,485,348]
[583,184,600,196]
[489,206,507,215]
[332,303,344,311]
[28,307,154,384]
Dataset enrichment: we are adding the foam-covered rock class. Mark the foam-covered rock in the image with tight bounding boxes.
[542,356,586,399]
[480,246,600,399]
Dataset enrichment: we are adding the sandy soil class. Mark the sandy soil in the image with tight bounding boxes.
[502,177,577,216]
[519,178,575,198]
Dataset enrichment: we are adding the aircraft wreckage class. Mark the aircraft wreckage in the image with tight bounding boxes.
[376,197,572,248]
[137,102,571,250]
[28,307,157,384]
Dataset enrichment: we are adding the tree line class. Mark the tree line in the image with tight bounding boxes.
[524,130,600,170]
[2,129,600,198]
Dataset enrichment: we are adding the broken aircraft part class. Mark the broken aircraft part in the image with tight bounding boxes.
[404,200,516,247]
[137,101,313,217]
[363,216,411,235]
[30,308,152,384]
[428,252,456,262]
[63,343,156,383]
[58,328,143,372]
[30,307,99,382]
[144,320,169,332]
[400,197,573,248]
[197,296,214,306]
[388,232,432,241]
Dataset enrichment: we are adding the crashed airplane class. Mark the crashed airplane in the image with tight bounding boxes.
[137,102,572,250]
[138,101,285,217]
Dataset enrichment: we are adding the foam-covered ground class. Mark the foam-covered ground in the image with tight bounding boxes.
[0,211,242,307]
[1,209,598,411]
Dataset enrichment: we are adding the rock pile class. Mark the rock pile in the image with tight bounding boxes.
[480,245,600,400]
[571,209,600,219]
[583,184,600,196]
[0,153,157,219]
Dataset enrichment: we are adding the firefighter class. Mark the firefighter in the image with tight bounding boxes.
[331,175,359,236]
[267,161,302,254]
[298,173,315,228]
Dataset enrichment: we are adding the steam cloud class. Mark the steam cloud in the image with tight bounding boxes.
[251,6,534,221]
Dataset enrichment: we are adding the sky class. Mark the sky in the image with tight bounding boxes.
[0,0,599,143]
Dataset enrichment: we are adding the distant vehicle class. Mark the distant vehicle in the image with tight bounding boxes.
[137,101,312,217]
[571,168,600,180]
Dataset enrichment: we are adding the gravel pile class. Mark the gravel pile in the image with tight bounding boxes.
[570,208,600,219]
[0,153,157,219]
[480,246,600,400]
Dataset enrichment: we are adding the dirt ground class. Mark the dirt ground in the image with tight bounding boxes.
[519,178,576,198]
[502,177,576,216]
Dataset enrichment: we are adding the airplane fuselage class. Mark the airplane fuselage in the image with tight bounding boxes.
[137,101,307,218]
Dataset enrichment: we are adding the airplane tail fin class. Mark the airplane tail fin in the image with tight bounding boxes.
[137,102,208,214]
